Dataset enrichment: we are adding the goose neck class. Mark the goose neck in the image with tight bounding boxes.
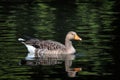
[65,38,76,54]
[65,39,72,48]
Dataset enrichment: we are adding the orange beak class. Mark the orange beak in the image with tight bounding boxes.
[73,68,82,72]
[74,34,82,41]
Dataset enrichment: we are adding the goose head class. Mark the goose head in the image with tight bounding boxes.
[65,31,82,54]
[66,31,82,41]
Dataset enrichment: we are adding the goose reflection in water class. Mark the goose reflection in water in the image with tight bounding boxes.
[18,31,82,76]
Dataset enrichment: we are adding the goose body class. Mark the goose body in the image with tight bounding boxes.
[18,31,82,60]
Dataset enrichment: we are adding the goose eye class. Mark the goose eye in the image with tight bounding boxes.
[71,33,74,35]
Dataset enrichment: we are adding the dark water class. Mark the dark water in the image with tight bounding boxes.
[0,1,118,80]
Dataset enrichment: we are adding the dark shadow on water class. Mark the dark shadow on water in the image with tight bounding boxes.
[18,58,115,80]
[0,0,119,80]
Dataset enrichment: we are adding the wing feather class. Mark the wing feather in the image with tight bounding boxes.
[24,39,65,50]
[35,40,65,50]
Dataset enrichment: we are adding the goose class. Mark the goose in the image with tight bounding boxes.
[18,31,82,71]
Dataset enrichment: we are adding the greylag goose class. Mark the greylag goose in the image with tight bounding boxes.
[18,31,82,71]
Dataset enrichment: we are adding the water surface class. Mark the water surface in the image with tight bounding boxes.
[0,1,116,80]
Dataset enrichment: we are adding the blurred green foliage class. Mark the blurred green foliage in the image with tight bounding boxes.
[0,0,115,79]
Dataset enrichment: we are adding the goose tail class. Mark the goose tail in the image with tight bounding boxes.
[18,38,26,45]
[18,38,25,42]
